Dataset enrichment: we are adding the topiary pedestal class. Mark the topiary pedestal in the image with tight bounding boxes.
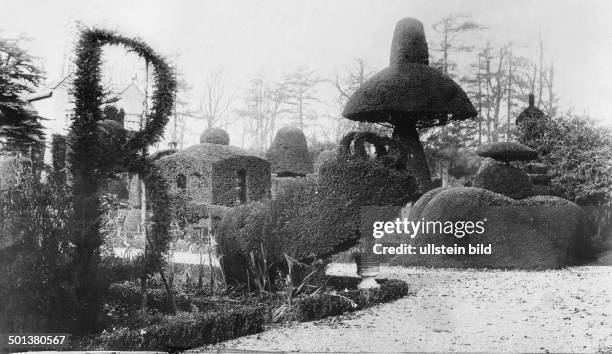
[355,253,380,289]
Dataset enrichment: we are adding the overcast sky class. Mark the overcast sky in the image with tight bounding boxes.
[2,0,612,143]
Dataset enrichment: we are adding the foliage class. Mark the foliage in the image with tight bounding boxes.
[0,167,76,332]
[68,28,175,331]
[529,114,612,207]
[102,105,126,126]
[0,35,45,152]
[287,279,409,322]
[87,306,265,351]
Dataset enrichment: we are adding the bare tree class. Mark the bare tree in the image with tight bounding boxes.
[330,58,385,139]
[431,14,486,76]
[237,74,286,151]
[187,68,235,129]
[282,67,323,131]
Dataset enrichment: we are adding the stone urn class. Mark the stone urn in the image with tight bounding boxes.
[355,253,380,289]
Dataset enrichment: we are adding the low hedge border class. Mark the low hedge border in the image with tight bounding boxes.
[88,306,265,351]
[290,278,410,322]
[88,277,409,351]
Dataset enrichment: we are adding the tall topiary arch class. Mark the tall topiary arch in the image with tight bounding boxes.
[69,28,176,330]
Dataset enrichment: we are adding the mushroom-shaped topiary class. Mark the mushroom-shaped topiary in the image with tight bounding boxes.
[476,141,538,165]
[342,18,477,191]
[474,142,537,199]
[200,127,230,145]
[265,126,314,177]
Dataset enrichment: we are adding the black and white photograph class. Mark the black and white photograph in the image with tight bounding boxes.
[1,0,611,352]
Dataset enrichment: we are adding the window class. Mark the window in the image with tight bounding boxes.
[236,169,247,204]
[176,173,186,192]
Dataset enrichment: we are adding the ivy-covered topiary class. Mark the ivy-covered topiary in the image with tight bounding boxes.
[155,143,270,206]
[68,28,175,331]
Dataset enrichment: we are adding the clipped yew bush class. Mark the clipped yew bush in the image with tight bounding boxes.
[473,163,534,199]
[388,187,594,269]
[217,132,418,284]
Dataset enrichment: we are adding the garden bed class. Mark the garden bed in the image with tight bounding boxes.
[80,275,410,351]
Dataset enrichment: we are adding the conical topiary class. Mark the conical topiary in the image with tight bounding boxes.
[265,126,313,176]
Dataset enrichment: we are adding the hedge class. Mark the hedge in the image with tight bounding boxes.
[289,279,409,322]
[389,187,594,269]
[88,306,265,351]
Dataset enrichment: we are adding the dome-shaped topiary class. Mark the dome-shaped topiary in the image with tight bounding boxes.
[265,126,313,176]
[473,163,534,199]
[200,127,230,145]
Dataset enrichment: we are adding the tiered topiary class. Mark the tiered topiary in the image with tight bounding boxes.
[473,142,538,199]
[342,18,477,192]
[516,94,556,156]
[525,162,552,185]
[200,127,230,145]
[265,126,314,177]
[524,162,554,196]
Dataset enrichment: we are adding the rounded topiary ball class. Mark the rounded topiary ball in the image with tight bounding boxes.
[473,163,534,199]
[200,127,230,145]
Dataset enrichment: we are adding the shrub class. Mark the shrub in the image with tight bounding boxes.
[88,306,265,351]
[217,154,418,284]
[0,170,77,332]
[389,187,594,269]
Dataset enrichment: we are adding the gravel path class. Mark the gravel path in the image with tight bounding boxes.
[192,264,612,353]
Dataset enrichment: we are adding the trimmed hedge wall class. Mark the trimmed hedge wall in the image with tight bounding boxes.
[88,307,265,351]
[290,279,409,322]
[216,155,418,284]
